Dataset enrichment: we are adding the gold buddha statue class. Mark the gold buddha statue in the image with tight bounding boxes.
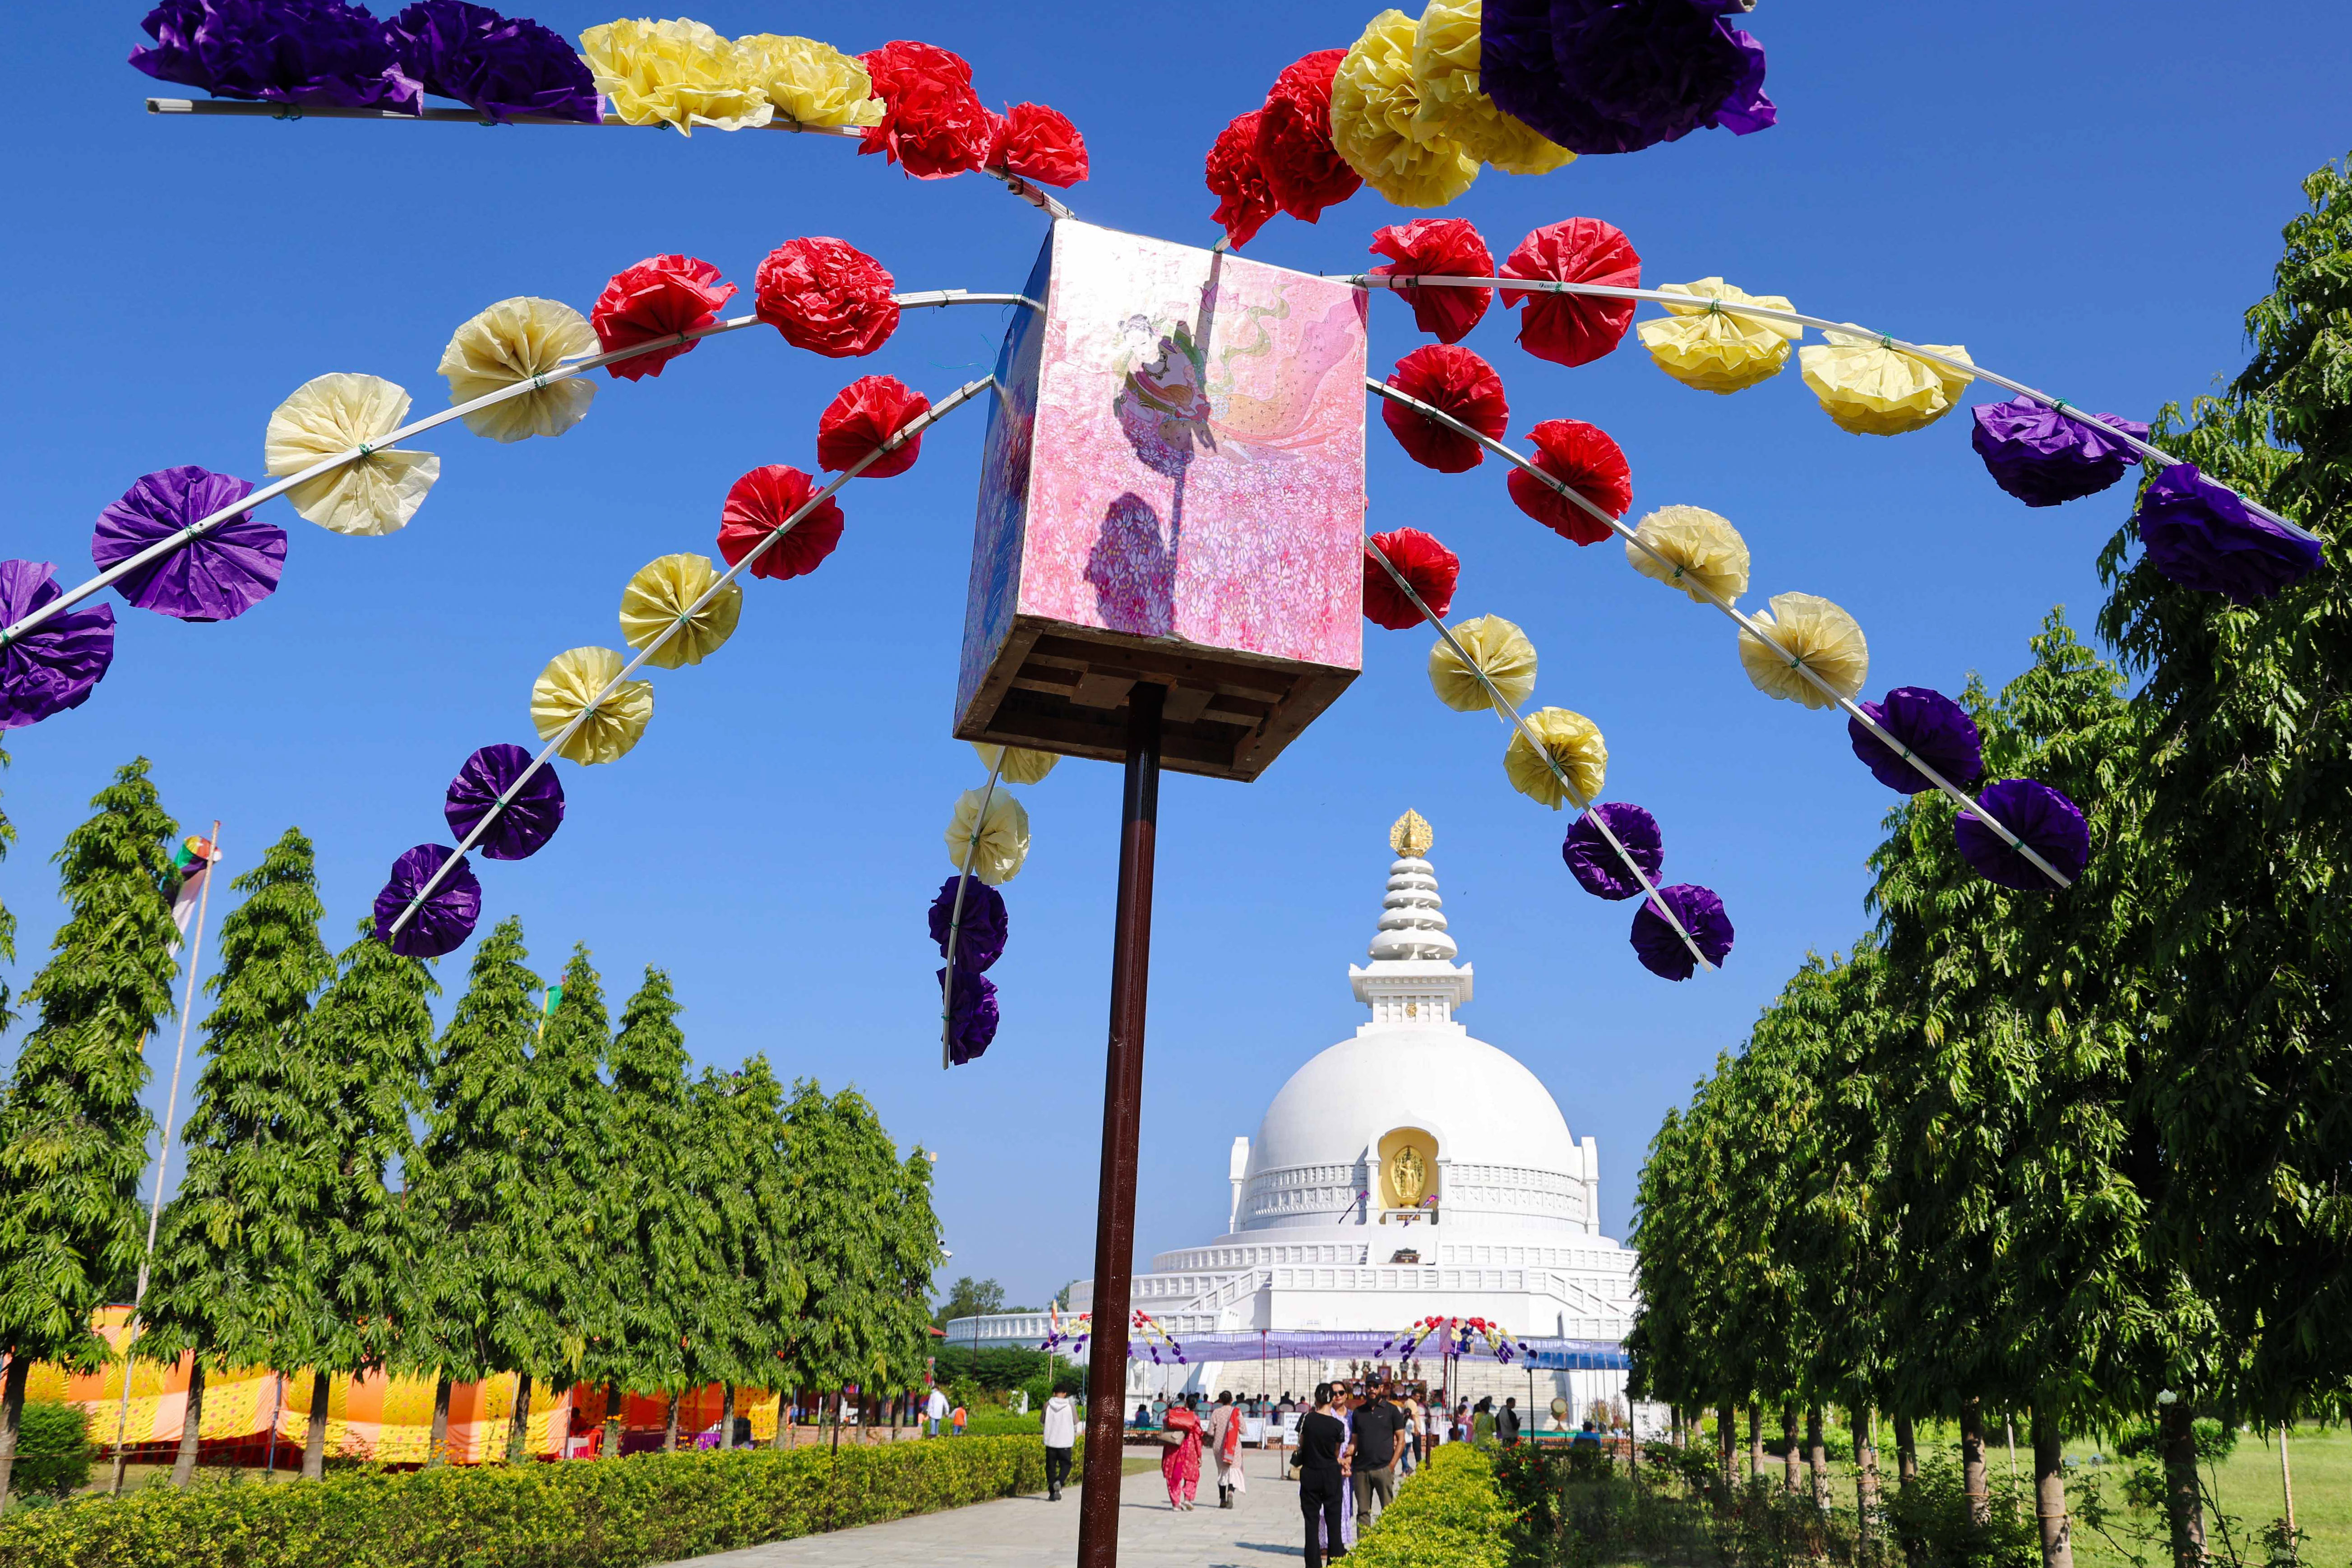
[1390,1142,1427,1208]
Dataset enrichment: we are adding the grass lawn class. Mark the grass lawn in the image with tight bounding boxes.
[2060,1424,2346,1568]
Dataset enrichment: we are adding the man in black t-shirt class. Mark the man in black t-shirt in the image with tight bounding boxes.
[1349,1386,1408,1532]
[1294,1383,1349,1568]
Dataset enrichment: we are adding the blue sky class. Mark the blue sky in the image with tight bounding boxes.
[5,4,2348,1311]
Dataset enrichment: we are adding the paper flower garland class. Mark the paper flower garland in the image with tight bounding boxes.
[1479,0,1773,157]
[131,0,424,113]
[591,254,737,381]
[1562,801,1662,900]
[988,103,1089,188]
[817,377,932,477]
[386,1,601,123]
[1363,527,1461,630]
[531,646,653,764]
[735,33,884,128]
[1409,0,1574,176]
[1259,50,1364,222]
[1847,686,1982,794]
[717,466,846,580]
[1501,218,1642,368]
[92,467,285,623]
[1738,592,1869,709]
[1969,398,2149,507]
[443,742,564,860]
[619,553,740,668]
[929,874,1009,971]
[1799,330,1975,436]
[1509,420,1631,545]
[372,842,481,957]
[1368,219,1493,342]
[1428,614,1537,711]
[1627,505,1749,604]
[263,374,441,537]
[972,742,1061,785]
[0,561,116,730]
[1332,11,1482,210]
[938,967,1000,1064]
[1206,112,1281,249]
[579,18,772,135]
[858,40,993,179]
[439,296,597,442]
[1631,883,1734,981]
[755,238,900,358]
[945,786,1031,884]
[1382,346,1508,472]
[1955,779,2089,892]
[1637,278,1803,394]
[1504,705,1608,809]
[2131,463,2324,604]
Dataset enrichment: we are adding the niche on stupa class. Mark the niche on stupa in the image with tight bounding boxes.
[1377,1126,1440,1220]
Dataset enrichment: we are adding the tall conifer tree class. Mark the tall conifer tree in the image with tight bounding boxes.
[592,968,694,1451]
[775,1083,909,1434]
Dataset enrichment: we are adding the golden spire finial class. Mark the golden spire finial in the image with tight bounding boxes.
[1390,809,1434,858]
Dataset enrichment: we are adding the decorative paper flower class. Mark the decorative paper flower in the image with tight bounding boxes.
[817,376,932,477]
[1799,330,1974,436]
[1509,420,1631,545]
[2131,463,2323,603]
[1848,686,1982,795]
[92,466,285,622]
[716,466,846,581]
[734,33,884,127]
[929,874,1009,971]
[1543,0,1774,153]
[1331,11,1483,209]
[1630,883,1734,982]
[1738,592,1869,710]
[1363,527,1461,630]
[0,561,116,730]
[1382,346,1508,472]
[385,1,600,123]
[1500,219,1642,368]
[972,742,1060,785]
[1955,779,2089,892]
[857,40,993,179]
[937,966,999,1064]
[1409,0,1576,176]
[1636,278,1802,394]
[1478,0,1641,158]
[1428,614,1537,712]
[1206,112,1280,249]
[619,552,740,668]
[580,18,772,135]
[530,646,653,765]
[1256,50,1363,222]
[1504,705,1608,809]
[263,373,440,537]
[988,102,1089,187]
[131,0,423,112]
[438,296,597,442]
[1626,505,1747,604]
[755,238,900,358]
[946,787,1031,884]
[1971,398,2149,508]
[591,255,737,381]
[1562,801,1663,900]
[1368,219,1493,343]
[371,843,481,958]
[443,742,564,860]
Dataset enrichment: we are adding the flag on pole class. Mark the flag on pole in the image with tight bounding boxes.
[167,834,219,940]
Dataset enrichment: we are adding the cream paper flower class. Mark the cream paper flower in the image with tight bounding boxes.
[1627,506,1751,605]
[735,33,885,127]
[581,18,775,136]
[1333,9,1482,208]
[1798,328,1975,436]
[439,297,598,442]
[1738,592,1870,709]
[1428,614,1538,712]
[1504,706,1608,809]
[263,373,440,537]
[945,786,1031,884]
[971,742,1060,785]
[1637,279,1804,395]
[1410,0,1575,176]
[531,646,654,764]
[619,553,740,668]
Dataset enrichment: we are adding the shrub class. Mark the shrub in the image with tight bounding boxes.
[9,1404,94,1501]
[1351,1444,1511,1568]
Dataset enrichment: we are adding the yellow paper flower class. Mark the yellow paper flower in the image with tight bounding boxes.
[263,373,440,537]
[1410,0,1575,176]
[945,787,1031,885]
[619,553,740,668]
[531,646,654,764]
[1636,279,1803,395]
[1627,506,1750,606]
[971,742,1060,786]
[1333,9,1482,208]
[1504,706,1608,809]
[1738,592,1870,709]
[1428,615,1538,712]
[1798,329,1976,435]
[735,33,885,127]
[580,18,774,136]
[438,297,597,443]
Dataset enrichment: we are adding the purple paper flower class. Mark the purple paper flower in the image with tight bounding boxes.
[1847,686,1983,794]
[1630,883,1733,981]
[1483,0,1774,157]
[929,874,1008,972]
[0,561,117,731]
[131,0,423,113]
[384,2,601,123]
[371,842,481,957]
[443,743,564,860]
[92,466,286,623]
[937,966,999,1066]
[1970,398,2149,508]
[1954,779,2087,892]
[2133,463,2323,605]
[1562,802,1663,900]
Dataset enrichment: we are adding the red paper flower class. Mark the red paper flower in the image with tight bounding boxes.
[1509,420,1633,545]
[858,40,993,179]
[816,376,933,478]
[1255,50,1362,222]
[716,465,846,581]
[1368,220,1494,345]
[1500,218,1643,369]
[1381,345,1509,473]
[1363,527,1460,630]
[755,238,900,359]
[1205,111,1279,249]
[988,102,1089,188]
[591,255,737,381]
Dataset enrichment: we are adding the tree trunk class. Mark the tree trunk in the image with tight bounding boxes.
[0,1353,28,1513]
[2158,1401,2207,1568]
[1783,1403,1803,1494]
[508,1371,534,1464]
[662,1392,679,1453]
[772,1393,791,1451]
[2278,1425,2295,1538]
[1807,1406,1829,1509]
[720,1384,736,1451]
[2032,1408,2074,1568]
[302,1369,331,1480]
[1716,1401,1735,1508]
[1961,1397,1991,1526]
[428,1376,453,1466]
[1748,1405,1764,1481]
[1856,1407,1881,1553]
[173,1359,208,1485]
[602,1382,624,1459]
[1896,1414,1918,1487]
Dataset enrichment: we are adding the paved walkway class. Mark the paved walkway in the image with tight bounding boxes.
[665,1447,1313,1567]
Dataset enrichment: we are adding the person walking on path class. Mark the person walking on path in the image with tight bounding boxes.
[1042,1388,1077,1502]
[1159,1396,1205,1510]
[1500,1396,1523,1447]
[1350,1385,1408,1536]
[924,1386,949,1437]
[951,1403,968,1438]
[1294,1383,1348,1568]
[1209,1391,1248,1508]
[1473,1397,1497,1447]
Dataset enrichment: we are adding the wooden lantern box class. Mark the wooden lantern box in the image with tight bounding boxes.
[954,221,1368,781]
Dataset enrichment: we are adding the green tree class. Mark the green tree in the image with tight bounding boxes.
[688,1059,793,1449]
[776,1084,911,1439]
[935,1277,1006,1328]
[877,1144,944,1428]
[591,967,694,1452]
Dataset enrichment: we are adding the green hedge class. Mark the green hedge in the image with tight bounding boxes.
[0,1434,1071,1568]
[1348,1444,1512,1568]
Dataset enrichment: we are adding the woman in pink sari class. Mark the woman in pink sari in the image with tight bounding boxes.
[1160,1397,1204,1510]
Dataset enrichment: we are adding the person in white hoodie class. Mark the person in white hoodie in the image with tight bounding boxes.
[1041,1388,1078,1501]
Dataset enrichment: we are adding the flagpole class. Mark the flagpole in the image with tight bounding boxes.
[110,822,221,1495]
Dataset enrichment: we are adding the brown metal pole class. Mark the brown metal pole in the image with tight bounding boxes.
[1076,683,1164,1568]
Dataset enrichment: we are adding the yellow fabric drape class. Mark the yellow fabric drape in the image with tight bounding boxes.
[1798,329,1976,435]
[619,553,741,668]
[531,646,655,764]
[1504,706,1608,809]
[263,373,440,537]
[971,742,1060,786]
[945,787,1031,884]
[735,34,885,126]
[1409,0,1575,176]
[1626,506,1751,606]
[439,296,598,443]
[1428,615,1538,712]
[1636,279,1803,394]
[581,18,775,135]
[1332,9,1483,208]
[1737,592,1870,709]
